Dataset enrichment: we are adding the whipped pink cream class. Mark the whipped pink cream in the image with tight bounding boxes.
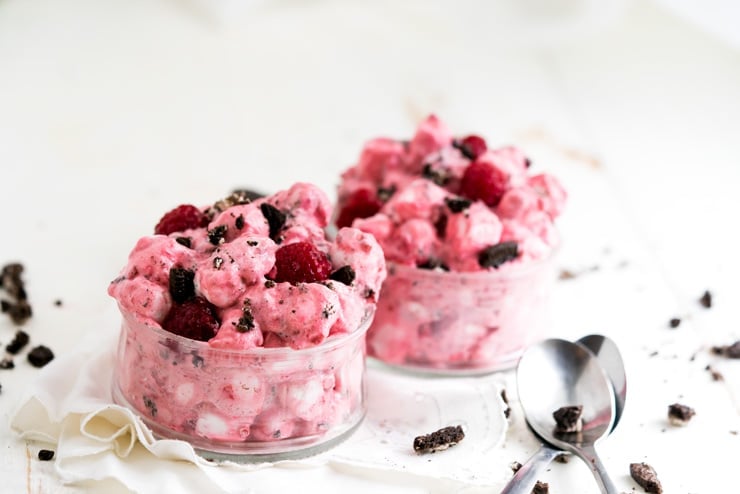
[337,116,566,372]
[109,183,386,453]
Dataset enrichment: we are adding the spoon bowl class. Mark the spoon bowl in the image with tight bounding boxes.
[577,334,626,428]
[517,338,618,493]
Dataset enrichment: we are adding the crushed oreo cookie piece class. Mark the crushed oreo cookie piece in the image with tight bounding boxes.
[6,330,30,355]
[191,351,204,368]
[501,389,511,419]
[264,280,276,289]
[531,480,549,494]
[235,301,255,332]
[711,341,740,359]
[235,214,245,230]
[329,266,356,286]
[668,318,681,329]
[444,197,472,213]
[213,257,224,270]
[434,214,448,239]
[1,263,25,297]
[705,364,724,381]
[169,267,195,303]
[260,203,287,241]
[699,290,712,308]
[479,242,519,269]
[421,163,452,186]
[413,425,465,454]
[377,185,396,202]
[37,449,55,461]
[27,345,54,368]
[143,396,158,417]
[0,358,14,370]
[510,461,523,473]
[210,191,253,216]
[3,300,32,325]
[417,258,449,271]
[553,405,583,433]
[554,453,569,463]
[175,237,192,248]
[231,188,265,201]
[54,299,63,307]
[207,225,228,245]
[668,403,695,426]
[630,462,663,493]
[452,139,476,161]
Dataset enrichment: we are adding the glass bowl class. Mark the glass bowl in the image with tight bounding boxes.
[366,256,556,375]
[112,308,373,462]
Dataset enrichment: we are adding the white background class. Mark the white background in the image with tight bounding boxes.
[1,0,739,492]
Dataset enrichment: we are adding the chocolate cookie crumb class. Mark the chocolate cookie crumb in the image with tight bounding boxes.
[329,266,356,286]
[175,237,192,248]
[554,453,569,463]
[0,358,14,370]
[377,185,396,202]
[668,318,681,329]
[558,269,577,280]
[553,405,583,433]
[6,330,30,355]
[264,280,276,289]
[27,345,54,367]
[444,197,472,213]
[668,403,695,426]
[143,396,158,417]
[711,341,740,359]
[235,301,255,332]
[207,225,228,245]
[421,163,452,186]
[705,364,724,381]
[501,389,511,419]
[630,462,663,493]
[54,299,63,307]
[532,480,549,494]
[479,242,519,269]
[413,425,465,454]
[234,214,245,230]
[37,450,55,461]
[231,188,265,201]
[169,267,195,303]
[510,461,522,473]
[260,203,287,242]
[699,290,712,308]
[452,139,476,161]
[417,259,450,271]
[210,191,253,216]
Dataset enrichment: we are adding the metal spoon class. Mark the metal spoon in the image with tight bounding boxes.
[501,335,626,494]
[510,338,619,494]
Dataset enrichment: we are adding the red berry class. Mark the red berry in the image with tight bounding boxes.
[155,205,209,235]
[336,189,382,228]
[460,135,488,159]
[162,296,219,341]
[459,161,507,207]
[272,242,332,284]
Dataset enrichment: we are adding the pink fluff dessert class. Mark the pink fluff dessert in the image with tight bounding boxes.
[337,116,566,373]
[109,183,386,459]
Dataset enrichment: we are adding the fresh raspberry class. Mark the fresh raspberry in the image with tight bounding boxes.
[154,205,208,235]
[336,189,382,228]
[459,161,507,207]
[272,242,332,284]
[162,296,219,341]
[456,135,487,160]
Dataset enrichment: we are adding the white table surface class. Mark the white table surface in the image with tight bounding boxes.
[1,0,739,492]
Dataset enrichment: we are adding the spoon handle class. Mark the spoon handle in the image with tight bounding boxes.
[574,444,619,494]
[499,444,562,494]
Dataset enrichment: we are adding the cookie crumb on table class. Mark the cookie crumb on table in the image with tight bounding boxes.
[532,480,549,494]
[699,290,712,308]
[711,341,740,359]
[668,317,681,328]
[27,345,55,368]
[667,403,695,426]
[630,462,663,493]
[37,449,55,461]
[413,425,465,454]
[510,461,522,473]
[6,330,30,355]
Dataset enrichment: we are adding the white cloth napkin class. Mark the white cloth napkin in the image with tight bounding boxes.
[11,311,510,494]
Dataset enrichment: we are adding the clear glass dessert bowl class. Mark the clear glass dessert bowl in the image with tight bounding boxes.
[112,308,374,462]
[366,255,556,376]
